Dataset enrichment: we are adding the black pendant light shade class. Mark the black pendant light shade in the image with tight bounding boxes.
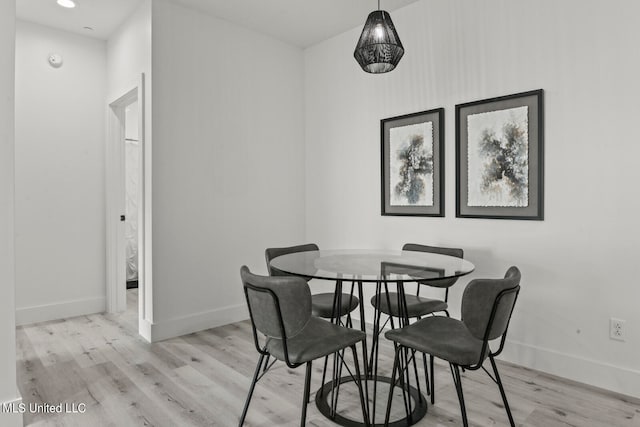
[354,10,404,73]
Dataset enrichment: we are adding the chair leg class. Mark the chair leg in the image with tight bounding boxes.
[410,349,422,402]
[319,355,330,397]
[422,353,431,396]
[401,346,413,417]
[490,355,516,427]
[347,281,356,329]
[333,349,346,413]
[369,290,383,374]
[430,355,435,404]
[385,346,401,426]
[330,352,339,416]
[450,363,469,427]
[239,353,266,427]
[300,361,313,427]
[351,345,370,426]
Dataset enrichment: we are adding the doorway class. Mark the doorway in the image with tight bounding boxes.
[106,75,150,340]
[125,101,140,292]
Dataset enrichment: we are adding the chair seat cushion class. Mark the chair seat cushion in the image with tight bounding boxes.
[312,293,359,318]
[385,316,486,366]
[266,317,365,365]
[371,292,447,318]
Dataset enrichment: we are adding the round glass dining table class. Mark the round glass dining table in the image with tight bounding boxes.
[270,249,475,427]
[270,249,474,283]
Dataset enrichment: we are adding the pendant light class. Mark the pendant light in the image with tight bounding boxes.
[354,0,404,74]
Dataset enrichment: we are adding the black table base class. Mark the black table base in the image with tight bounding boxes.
[316,375,427,427]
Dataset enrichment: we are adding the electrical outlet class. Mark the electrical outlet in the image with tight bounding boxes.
[610,318,626,342]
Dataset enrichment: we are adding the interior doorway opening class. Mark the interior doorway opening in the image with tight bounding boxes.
[106,75,150,341]
[124,101,140,292]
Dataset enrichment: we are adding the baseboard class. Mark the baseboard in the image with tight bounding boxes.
[148,303,249,342]
[138,317,153,343]
[0,392,24,427]
[16,296,106,326]
[500,339,640,399]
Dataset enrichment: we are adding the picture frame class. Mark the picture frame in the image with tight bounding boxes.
[456,90,544,220]
[381,108,444,217]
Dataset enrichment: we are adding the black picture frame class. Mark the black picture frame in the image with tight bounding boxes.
[456,90,544,220]
[381,108,445,217]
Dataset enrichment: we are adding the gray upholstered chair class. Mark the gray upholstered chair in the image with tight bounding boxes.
[384,267,521,427]
[239,266,368,427]
[370,243,464,402]
[265,244,359,323]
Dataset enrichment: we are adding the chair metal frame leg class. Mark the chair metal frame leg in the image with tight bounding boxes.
[346,280,356,329]
[333,282,357,413]
[332,348,346,414]
[410,349,423,403]
[396,282,414,418]
[301,361,313,427]
[320,354,330,397]
[430,355,435,404]
[320,279,343,400]
[368,281,383,375]
[415,315,430,399]
[351,345,370,427]
[384,346,401,426]
[239,352,266,426]
[450,363,469,427]
[489,355,516,427]
[355,280,371,420]
[421,353,431,397]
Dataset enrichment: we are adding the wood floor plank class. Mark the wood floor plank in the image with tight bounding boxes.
[84,360,182,427]
[162,336,301,426]
[50,318,109,369]
[22,321,75,367]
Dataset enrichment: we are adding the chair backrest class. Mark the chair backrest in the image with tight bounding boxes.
[240,266,312,340]
[403,243,464,288]
[461,266,521,342]
[265,243,319,277]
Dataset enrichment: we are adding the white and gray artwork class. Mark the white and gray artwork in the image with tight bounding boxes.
[467,106,529,207]
[389,121,434,206]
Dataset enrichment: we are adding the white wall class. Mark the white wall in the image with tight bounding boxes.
[14,21,107,325]
[0,1,22,426]
[304,0,640,398]
[149,0,306,341]
[107,0,151,103]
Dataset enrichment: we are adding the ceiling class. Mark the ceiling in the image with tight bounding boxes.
[16,0,421,47]
[17,0,145,40]
[172,0,421,48]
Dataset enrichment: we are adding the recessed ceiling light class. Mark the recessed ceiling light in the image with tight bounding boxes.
[57,0,76,8]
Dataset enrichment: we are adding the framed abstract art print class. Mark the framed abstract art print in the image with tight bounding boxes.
[381,108,444,217]
[456,90,544,220]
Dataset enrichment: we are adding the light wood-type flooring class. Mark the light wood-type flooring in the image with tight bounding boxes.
[16,290,640,426]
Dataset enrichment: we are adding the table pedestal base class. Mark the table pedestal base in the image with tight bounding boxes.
[315,376,427,427]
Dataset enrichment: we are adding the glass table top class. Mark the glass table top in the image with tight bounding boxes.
[269,249,475,283]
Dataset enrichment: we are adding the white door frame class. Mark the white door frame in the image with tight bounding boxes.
[106,74,148,335]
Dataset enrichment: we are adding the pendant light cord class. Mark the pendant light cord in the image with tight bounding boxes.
[378,0,380,10]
